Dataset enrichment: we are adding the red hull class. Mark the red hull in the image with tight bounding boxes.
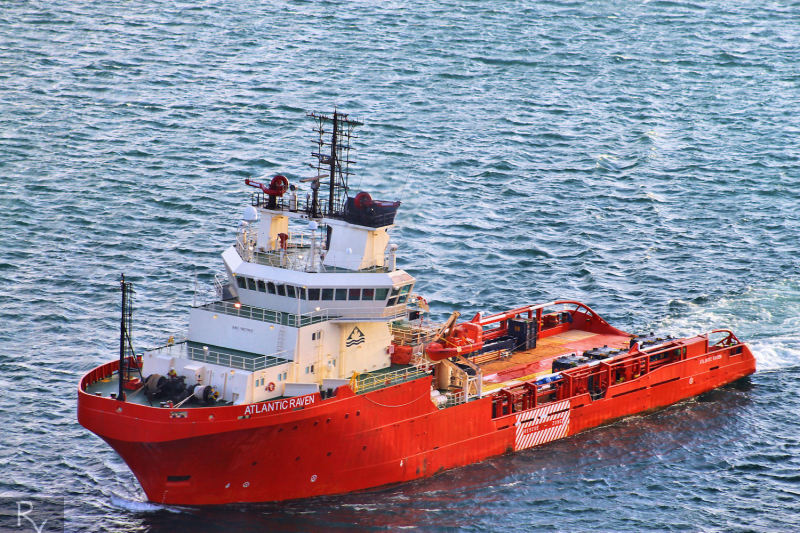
[78,342,755,505]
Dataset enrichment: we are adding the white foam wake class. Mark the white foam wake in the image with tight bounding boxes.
[749,335,800,372]
[651,280,800,372]
[109,495,181,514]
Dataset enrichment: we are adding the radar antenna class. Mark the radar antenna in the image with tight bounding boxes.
[308,110,362,219]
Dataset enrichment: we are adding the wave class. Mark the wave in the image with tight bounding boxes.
[749,336,800,372]
[109,495,181,514]
[654,280,800,372]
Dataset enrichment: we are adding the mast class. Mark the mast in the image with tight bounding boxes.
[328,110,338,216]
[308,110,362,218]
[118,274,134,401]
[309,110,362,248]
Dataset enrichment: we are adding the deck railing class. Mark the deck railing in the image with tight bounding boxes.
[351,365,431,394]
[236,232,391,274]
[445,390,468,407]
[145,342,290,372]
[390,322,439,345]
[199,300,331,327]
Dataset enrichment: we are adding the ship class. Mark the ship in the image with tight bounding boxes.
[77,111,756,505]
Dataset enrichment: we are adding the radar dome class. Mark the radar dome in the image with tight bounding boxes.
[242,206,259,223]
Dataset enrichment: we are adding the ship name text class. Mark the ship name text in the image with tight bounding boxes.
[244,394,315,416]
[699,354,723,365]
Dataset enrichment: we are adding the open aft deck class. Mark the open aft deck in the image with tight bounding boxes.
[479,330,631,392]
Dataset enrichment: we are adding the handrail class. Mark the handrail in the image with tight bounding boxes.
[390,322,439,345]
[445,390,467,407]
[199,300,331,327]
[245,245,393,274]
[187,344,290,372]
[198,298,409,326]
[709,329,741,347]
[145,341,291,372]
[475,299,626,333]
[352,365,431,394]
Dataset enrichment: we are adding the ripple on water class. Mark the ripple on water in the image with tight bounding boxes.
[2,0,800,531]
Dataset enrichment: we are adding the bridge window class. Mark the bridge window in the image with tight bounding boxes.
[387,287,399,306]
[246,278,256,291]
[286,285,296,298]
[322,288,334,300]
[375,288,389,300]
[386,283,414,306]
[276,284,286,297]
[349,288,361,300]
[362,288,375,300]
[308,288,320,300]
[267,281,276,294]
[257,280,266,292]
[236,276,247,289]
[397,286,409,303]
[335,288,347,301]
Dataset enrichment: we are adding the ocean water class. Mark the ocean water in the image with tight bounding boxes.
[1,0,799,531]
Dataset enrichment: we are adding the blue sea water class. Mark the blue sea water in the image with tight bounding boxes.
[1,0,799,531]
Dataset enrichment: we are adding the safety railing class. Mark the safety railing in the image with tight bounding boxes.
[234,222,393,273]
[199,300,331,327]
[145,342,290,372]
[249,192,398,228]
[328,305,408,322]
[187,344,289,372]
[247,245,392,274]
[213,273,228,300]
[390,322,439,345]
[251,248,312,270]
[445,390,468,408]
[351,364,431,394]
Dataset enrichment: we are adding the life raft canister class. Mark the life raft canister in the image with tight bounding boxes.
[390,344,414,365]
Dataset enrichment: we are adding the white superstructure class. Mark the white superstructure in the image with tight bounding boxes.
[142,185,414,405]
